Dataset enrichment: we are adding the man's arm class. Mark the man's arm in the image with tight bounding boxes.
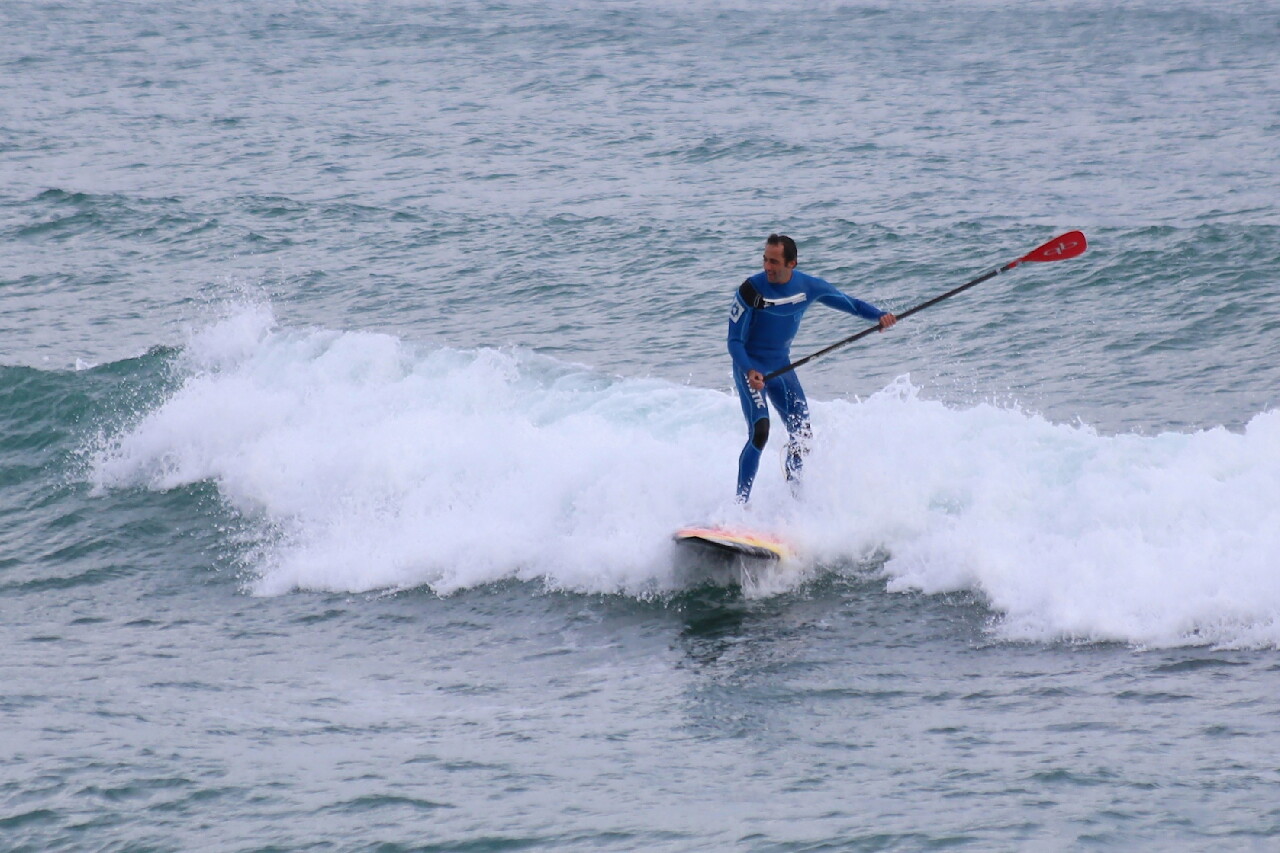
[812,280,896,329]
[727,288,763,387]
[814,289,885,321]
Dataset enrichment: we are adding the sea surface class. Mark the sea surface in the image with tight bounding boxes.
[4,0,1280,849]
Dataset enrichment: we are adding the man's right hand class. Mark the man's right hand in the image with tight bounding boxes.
[747,370,765,391]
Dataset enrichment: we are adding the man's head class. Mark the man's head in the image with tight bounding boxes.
[763,233,798,284]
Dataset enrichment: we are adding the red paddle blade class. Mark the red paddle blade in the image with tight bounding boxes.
[1020,231,1087,264]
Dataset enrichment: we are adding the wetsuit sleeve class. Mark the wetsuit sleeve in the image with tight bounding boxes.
[811,278,887,321]
[727,288,759,374]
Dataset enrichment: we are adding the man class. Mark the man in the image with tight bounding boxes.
[727,233,896,503]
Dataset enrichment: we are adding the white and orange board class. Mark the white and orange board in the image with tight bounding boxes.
[672,525,791,561]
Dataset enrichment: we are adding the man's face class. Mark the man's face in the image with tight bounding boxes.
[763,243,796,284]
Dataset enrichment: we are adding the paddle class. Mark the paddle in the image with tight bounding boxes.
[763,230,1088,381]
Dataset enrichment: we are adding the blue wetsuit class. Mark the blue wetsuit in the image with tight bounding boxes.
[727,269,887,502]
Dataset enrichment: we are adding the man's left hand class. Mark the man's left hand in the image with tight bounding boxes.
[878,313,897,330]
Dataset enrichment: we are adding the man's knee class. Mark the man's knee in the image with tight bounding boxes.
[784,408,812,438]
[751,418,770,450]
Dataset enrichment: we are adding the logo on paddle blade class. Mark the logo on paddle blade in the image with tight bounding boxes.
[1026,232,1087,263]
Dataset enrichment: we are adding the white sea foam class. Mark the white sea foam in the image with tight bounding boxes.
[92,304,1280,647]
[802,385,1280,648]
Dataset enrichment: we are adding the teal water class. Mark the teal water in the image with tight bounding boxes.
[4,1,1280,849]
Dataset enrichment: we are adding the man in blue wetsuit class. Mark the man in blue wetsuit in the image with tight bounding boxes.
[728,233,896,503]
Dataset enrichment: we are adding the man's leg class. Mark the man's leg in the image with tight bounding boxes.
[766,373,811,483]
[734,370,771,503]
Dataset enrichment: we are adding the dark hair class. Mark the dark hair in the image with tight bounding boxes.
[766,233,797,264]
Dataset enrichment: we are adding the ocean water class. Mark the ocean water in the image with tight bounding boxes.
[4,0,1280,849]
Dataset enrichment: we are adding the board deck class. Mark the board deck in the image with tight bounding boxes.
[672,525,791,561]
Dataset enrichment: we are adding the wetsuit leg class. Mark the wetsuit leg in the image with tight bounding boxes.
[764,372,812,482]
[733,369,771,502]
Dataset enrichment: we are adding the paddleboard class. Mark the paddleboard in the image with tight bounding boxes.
[672,525,791,561]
